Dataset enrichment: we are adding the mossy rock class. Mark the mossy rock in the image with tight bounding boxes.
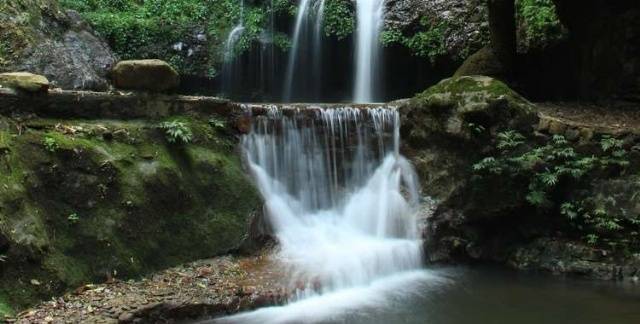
[403,75,537,146]
[0,116,260,310]
[401,76,541,262]
[112,60,180,92]
[0,72,49,93]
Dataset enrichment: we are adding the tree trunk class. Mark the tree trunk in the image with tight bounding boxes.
[488,0,517,75]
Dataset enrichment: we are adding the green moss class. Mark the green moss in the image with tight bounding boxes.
[0,117,260,311]
[415,76,530,108]
[0,295,14,318]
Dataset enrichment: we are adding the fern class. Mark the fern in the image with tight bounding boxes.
[159,120,193,144]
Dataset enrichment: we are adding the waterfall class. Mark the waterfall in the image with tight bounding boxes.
[354,0,385,103]
[313,0,326,100]
[220,1,245,97]
[215,106,428,323]
[283,0,326,102]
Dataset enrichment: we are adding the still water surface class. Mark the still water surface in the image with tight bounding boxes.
[211,266,640,324]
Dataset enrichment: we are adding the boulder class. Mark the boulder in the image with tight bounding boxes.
[400,76,539,263]
[0,2,117,91]
[0,72,49,93]
[112,60,180,92]
[402,75,537,146]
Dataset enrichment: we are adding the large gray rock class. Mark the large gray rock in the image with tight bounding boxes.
[0,2,117,91]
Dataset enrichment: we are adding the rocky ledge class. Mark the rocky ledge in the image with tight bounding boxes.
[8,250,288,323]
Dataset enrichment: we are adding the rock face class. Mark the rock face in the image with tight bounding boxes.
[402,76,640,279]
[0,72,49,93]
[509,238,640,280]
[0,111,261,311]
[112,60,180,92]
[385,0,488,59]
[0,1,117,91]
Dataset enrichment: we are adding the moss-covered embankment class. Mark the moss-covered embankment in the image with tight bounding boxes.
[0,90,261,317]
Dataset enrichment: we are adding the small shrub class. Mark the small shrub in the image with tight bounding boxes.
[208,117,226,129]
[516,0,566,49]
[381,18,448,63]
[68,213,80,224]
[323,0,355,39]
[43,136,59,152]
[158,120,193,144]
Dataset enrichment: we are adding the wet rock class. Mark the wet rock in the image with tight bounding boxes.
[0,72,49,93]
[112,60,180,92]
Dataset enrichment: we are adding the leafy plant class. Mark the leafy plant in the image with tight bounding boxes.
[516,0,566,49]
[381,19,448,63]
[323,0,355,39]
[472,131,637,249]
[159,120,193,144]
[208,117,226,129]
[68,213,80,224]
[43,136,59,152]
[59,0,264,75]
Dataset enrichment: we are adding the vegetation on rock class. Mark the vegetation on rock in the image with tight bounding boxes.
[0,114,260,311]
[402,76,640,277]
[473,132,639,251]
[58,0,293,78]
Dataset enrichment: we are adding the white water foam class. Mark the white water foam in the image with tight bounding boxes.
[210,106,435,323]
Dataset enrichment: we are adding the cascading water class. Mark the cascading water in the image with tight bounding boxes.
[220,1,245,96]
[313,0,326,100]
[354,0,385,103]
[211,106,440,323]
[283,0,326,102]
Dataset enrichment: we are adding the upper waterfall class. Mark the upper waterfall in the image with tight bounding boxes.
[283,0,327,102]
[354,0,385,103]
